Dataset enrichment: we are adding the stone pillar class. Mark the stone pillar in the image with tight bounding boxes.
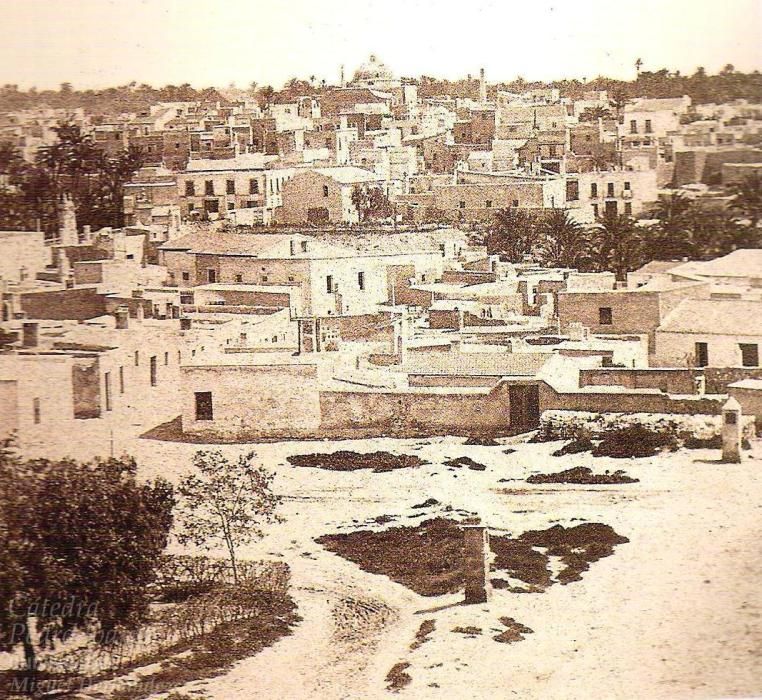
[135,303,145,324]
[22,321,39,348]
[722,397,743,463]
[114,306,129,330]
[463,524,491,604]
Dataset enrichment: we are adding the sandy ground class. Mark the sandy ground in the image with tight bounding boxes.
[13,425,762,699]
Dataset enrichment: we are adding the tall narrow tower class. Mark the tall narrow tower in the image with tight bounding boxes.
[340,64,345,88]
[479,68,487,104]
[59,195,78,246]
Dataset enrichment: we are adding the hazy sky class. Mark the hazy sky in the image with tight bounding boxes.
[2,0,760,90]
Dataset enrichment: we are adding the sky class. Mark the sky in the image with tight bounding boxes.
[1,0,761,90]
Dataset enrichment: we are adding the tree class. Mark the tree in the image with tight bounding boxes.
[257,85,275,108]
[645,191,695,260]
[175,451,282,584]
[536,209,590,269]
[483,208,537,262]
[351,184,393,223]
[591,212,644,280]
[729,173,762,232]
[0,448,174,683]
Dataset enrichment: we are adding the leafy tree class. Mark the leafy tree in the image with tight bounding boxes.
[729,173,762,232]
[536,209,590,269]
[483,208,538,262]
[175,451,283,584]
[0,447,174,681]
[257,85,275,108]
[351,185,393,223]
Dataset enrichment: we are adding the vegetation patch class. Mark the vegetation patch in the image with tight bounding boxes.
[527,466,638,485]
[410,620,436,650]
[493,617,534,644]
[316,518,628,596]
[452,626,482,637]
[106,590,299,700]
[592,424,679,458]
[552,437,595,456]
[443,456,487,471]
[287,451,427,472]
[385,662,412,692]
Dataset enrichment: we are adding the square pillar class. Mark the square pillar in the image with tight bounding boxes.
[463,524,491,604]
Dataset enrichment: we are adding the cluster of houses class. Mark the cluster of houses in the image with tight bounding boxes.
[2,58,762,454]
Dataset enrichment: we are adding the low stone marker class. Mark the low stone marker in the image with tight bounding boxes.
[463,523,491,604]
[722,397,743,463]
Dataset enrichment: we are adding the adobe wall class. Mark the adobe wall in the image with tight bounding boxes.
[181,363,321,438]
[539,381,724,415]
[0,380,19,438]
[318,382,512,435]
[20,287,107,320]
[706,367,762,394]
[579,368,699,394]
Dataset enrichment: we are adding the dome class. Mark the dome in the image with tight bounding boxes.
[351,54,398,87]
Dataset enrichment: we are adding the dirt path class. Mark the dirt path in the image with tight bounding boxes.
[160,548,422,700]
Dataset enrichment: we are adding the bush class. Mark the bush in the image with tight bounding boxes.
[592,424,679,458]
[552,436,594,456]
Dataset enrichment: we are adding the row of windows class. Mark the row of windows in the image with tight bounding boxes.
[459,199,519,209]
[326,273,365,293]
[590,182,631,198]
[694,342,759,368]
[592,201,633,217]
[629,119,653,134]
[185,179,261,196]
[104,352,178,411]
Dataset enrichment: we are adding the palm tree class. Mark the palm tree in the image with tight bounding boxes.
[729,173,762,232]
[536,209,590,269]
[591,212,644,280]
[483,208,537,262]
[646,191,694,260]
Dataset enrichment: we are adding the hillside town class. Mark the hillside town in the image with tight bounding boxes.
[1,16,762,700]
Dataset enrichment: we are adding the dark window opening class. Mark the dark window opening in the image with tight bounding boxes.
[195,391,213,421]
[695,342,709,367]
[599,307,613,325]
[740,343,759,367]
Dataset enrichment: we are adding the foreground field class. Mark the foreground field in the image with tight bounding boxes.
[116,432,762,700]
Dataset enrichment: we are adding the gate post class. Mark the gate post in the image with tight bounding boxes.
[463,523,491,604]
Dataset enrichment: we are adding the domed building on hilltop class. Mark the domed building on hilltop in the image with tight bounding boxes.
[350,54,401,92]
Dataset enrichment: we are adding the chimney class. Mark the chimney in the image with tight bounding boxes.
[479,68,487,104]
[114,306,129,329]
[135,303,145,324]
[22,321,39,348]
[82,225,92,243]
[340,64,345,88]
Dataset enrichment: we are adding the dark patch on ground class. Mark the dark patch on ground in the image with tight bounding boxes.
[493,617,534,644]
[410,620,436,650]
[412,498,440,509]
[527,466,638,485]
[287,451,427,472]
[452,625,482,637]
[317,519,628,597]
[592,425,679,458]
[502,448,517,455]
[464,436,500,446]
[552,438,594,456]
[443,456,487,471]
[386,662,412,692]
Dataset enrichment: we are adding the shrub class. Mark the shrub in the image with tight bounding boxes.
[592,424,679,458]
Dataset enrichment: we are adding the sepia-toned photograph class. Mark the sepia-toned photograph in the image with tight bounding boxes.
[0,1,761,697]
